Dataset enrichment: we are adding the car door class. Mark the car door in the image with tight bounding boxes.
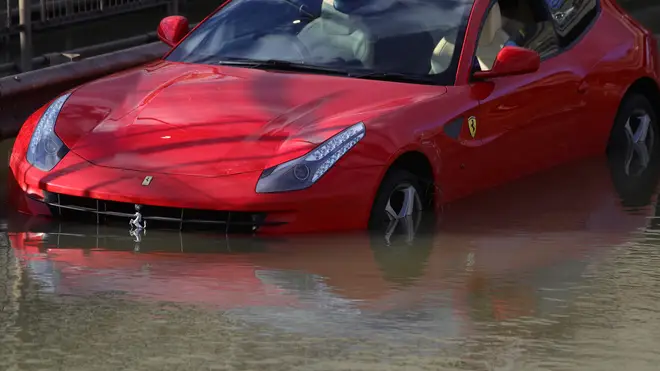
[468,0,591,189]
[544,0,606,156]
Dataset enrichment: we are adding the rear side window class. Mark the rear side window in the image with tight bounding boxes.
[545,0,599,48]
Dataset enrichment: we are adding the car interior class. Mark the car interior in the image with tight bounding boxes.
[431,0,556,73]
[297,0,443,75]
[187,0,558,78]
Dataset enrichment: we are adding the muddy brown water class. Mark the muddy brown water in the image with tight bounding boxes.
[3,130,660,370]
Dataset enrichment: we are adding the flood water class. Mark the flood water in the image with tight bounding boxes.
[3,133,660,370]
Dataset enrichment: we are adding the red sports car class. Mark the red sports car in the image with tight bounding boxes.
[8,0,660,234]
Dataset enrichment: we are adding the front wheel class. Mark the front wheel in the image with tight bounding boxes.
[368,169,425,240]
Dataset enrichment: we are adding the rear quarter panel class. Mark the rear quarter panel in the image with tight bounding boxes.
[583,0,660,151]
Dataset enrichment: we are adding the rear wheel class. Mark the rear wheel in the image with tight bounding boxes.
[607,93,658,176]
[607,93,660,206]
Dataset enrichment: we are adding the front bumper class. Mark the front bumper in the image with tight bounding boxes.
[9,150,382,234]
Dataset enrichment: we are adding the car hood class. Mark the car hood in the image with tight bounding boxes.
[57,61,446,177]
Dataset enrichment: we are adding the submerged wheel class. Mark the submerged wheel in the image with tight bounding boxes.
[608,93,659,176]
[607,93,660,207]
[368,168,425,241]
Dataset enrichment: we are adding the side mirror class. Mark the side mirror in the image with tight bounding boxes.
[157,16,190,47]
[473,46,540,80]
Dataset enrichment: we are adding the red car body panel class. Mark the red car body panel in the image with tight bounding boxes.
[55,62,447,177]
[8,0,660,234]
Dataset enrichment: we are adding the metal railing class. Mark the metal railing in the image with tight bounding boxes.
[1,0,177,33]
[0,231,8,248]
[1,0,180,71]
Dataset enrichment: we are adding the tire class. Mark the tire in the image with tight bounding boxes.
[368,168,434,285]
[608,93,658,155]
[368,168,425,232]
[607,93,660,207]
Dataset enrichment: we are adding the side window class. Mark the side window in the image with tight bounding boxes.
[474,0,560,71]
[544,0,598,48]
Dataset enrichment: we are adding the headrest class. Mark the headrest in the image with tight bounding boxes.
[333,0,397,14]
[479,2,502,46]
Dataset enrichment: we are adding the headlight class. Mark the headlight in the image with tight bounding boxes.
[256,122,365,193]
[27,93,71,171]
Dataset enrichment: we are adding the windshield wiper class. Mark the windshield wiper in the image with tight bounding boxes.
[217,58,350,76]
[349,71,437,84]
[216,58,438,84]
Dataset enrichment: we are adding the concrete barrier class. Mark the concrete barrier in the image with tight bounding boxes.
[0,41,168,98]
[0,41,169,139]
[0,138,14,222]
[1,138,13,174]
[0,31,161,76]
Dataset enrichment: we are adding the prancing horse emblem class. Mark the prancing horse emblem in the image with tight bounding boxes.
[468,116,477,138]
[130,204,147,230]
[142,176,153,186]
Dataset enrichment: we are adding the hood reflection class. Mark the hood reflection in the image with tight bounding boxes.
[6,155,660,338]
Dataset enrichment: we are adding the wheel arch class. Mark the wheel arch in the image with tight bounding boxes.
[606,77,660,164]
[623,77,660,110]
[606,76,660,146]
[375,149,437,209]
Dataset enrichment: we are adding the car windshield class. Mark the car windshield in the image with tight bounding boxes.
[166,0,474,84]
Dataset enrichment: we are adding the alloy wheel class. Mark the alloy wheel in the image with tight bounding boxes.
[623,109,655,176]
[382,184,423,244]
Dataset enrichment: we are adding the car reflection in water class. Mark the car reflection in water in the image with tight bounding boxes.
[6,150,660,340]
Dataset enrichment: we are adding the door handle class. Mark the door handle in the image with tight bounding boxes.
[577,80,589,94]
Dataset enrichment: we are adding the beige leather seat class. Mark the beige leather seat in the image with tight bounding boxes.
[297,1,373,67]
[474,3,511,70]
[429,2,510,73]
[429,30,456,74]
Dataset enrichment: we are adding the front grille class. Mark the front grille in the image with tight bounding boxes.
[41,192,279,234]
